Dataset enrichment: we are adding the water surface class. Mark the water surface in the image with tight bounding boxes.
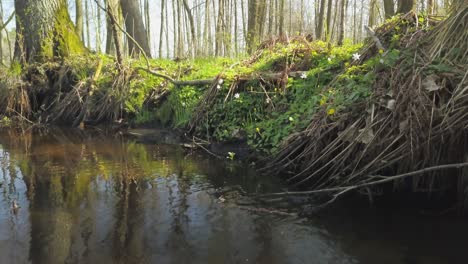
[0,128,466,264]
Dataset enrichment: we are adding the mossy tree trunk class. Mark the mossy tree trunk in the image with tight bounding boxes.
[14,0,86,63]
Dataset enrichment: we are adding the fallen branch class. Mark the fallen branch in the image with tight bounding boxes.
[137,68,308,87]
[258,162,468,198]
[365,25,386,51]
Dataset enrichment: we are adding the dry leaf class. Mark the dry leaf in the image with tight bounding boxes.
[423,75,441,92]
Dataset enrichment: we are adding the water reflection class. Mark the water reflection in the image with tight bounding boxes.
[0,128,467,264]
[0,128,353,264]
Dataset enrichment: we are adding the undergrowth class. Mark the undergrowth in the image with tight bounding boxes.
[0,13,452,159]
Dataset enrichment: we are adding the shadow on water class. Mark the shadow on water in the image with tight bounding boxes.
[0,127,467,264]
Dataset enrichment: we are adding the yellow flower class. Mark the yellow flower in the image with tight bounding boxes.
[256,127,261,133]
[379,49,384,54]
[327,108,336,115]
[320,97,327,106]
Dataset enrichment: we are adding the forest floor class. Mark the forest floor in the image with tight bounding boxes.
[1,11,467,206]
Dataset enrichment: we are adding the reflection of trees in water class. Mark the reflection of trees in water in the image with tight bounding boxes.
[0,128,300,263]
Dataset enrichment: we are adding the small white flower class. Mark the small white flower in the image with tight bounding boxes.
[218,79,224,85]
[234,93,240,99]
[379,59,384,64]
[266,98,271,104]
[352,53,361,61]
[288,116,294,122]
[300,72,307,79]
[217,84,221,90]
[327,57,332,62]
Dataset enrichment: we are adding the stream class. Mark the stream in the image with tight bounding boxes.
[0,128,466,264]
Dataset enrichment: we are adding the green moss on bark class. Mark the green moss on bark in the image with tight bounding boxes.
[52,4,86,58]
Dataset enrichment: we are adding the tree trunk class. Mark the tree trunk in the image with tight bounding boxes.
[278,0,284,36]
[144,0,150,48]
[105,0,123,65]
[203,0,212,56]
[0,0,3,65]
[397,0,415,13]
[316,0,326,40]
[182,0,197,57]
[96,0,102,53]
[159,0,165,58]
[257,0,267,39]
[338,0,347,45]
[368,0,378,27]
[105,0,121,55]
[215,0,224,56]
[246,0,257,53]
[14,0,86,63]
[326,0,333,41]
[120,0,151,57]
[383,0,395,18]
[75,0,84,39]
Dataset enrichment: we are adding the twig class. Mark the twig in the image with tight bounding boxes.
[0,12,15,32]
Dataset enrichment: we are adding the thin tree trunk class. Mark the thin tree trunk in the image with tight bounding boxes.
[353,0,357,43]
[145,0,150,47]
[368,0,378,27]
[177,0,183,57]
[182,0,197,57]
[159,0,165,58]
[105,0,120,55]
[165,0,169,58]
[105,0,123,65]
[85,0,91,48]
[0,0,3,65]
[359,0,364,41]
[338,0,347,45]
[75,0,84,39]
[216,0,224,56]
[96,0,102,52]
[257,0,267,39]
[203,0,212,56]
[316,0,326,39]
[247,0,257,53]
[234,0,238,56]
[427,0,434,14]
[172,0,177,57]
[279,0,284,36]
[241,0,247,45]
[326,0,333,41]
[268,0,274,35]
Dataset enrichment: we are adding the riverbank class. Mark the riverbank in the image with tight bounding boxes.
[1,11,467,209]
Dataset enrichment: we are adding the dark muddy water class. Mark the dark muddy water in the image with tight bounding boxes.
[0,128,467,264]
